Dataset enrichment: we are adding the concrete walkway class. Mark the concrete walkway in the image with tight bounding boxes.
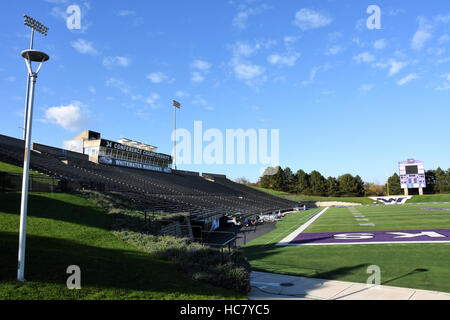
[249,271,450,300]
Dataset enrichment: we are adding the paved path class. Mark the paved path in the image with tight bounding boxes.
[249,271,450,300]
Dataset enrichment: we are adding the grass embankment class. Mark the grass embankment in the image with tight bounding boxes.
[0,161,44,176]
[0,192,245,299]
[250,186,376,205]
[242,208,450,293]
[0,160,58,186]
[406,194,450,203]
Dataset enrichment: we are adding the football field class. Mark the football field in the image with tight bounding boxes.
[279,204,450,245]
[242,204,450,293]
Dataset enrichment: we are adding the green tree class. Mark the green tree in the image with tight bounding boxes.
[326,176,339,196]
[272,166,286,191]
[295,169,310,194]
[259,166,276,188]
[283,167,296,192]
[309,170,327,196]
[386,173,402,195]
[338,173,364,196]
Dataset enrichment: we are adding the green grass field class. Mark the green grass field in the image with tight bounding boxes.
[0,192,244,300]
[305,203,450,233]
[243,205,450,293]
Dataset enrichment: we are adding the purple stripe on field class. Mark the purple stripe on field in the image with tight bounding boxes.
[290,229,450,245]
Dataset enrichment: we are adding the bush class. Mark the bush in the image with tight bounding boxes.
[80,191,251,293]
[114,229,251,293]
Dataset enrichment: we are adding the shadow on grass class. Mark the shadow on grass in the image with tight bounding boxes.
[0,192,148,233]
[0,231,239,299]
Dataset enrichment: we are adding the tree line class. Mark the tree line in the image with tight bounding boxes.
[258,167,366,197]
[256,166,450,197]
[386,167,450,195]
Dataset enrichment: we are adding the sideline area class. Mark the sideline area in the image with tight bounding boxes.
[249,271,450,300]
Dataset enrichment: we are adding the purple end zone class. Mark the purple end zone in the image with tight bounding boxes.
[289,229,450,245]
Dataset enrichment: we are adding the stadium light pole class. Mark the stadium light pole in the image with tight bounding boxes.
[172,100,181,170]
[17,14,49,282]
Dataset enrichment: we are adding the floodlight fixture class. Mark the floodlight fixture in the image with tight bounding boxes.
[24,14,48,37]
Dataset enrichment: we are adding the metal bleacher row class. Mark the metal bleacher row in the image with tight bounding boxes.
[0,135,298,222]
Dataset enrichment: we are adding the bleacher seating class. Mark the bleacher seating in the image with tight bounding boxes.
[0,134,298,222]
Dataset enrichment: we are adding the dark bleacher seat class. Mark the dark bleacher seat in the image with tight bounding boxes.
[0,135,298,222]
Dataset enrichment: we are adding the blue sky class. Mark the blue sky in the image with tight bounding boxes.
[0,0,449,183]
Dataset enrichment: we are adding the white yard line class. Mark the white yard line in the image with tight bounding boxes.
[263,210,319,245]
[277,207,330,246]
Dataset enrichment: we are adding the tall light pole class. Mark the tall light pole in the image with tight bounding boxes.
[17,14,49,282]
[172,100,181,170]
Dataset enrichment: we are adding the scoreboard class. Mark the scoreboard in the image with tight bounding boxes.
[399,159,426,189]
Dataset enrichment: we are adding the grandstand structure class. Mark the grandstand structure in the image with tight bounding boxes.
[0,132,298,233]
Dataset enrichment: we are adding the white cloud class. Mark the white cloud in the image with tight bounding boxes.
[301,64,332,86]
[267,52,301,66]
[388,60,409,76]
[436,73,450,91]
[374,39,387,50]
[358,83,374,93]
[231,40,276,58]
[411,17,432,51]
[232,4,269,30]
[175,90,190,98]
[326,45,343,56]
[191,71,205,83]
[439,34,450,44]
[116,10,136,17]
[71,39,99,55]
[353,52,375,64]
[190,59,211,83]
[283,36,299,46]
[233,62,264,80]
[192,95,214,111]
[293,8,332,30]
[45,103,90,131]
[145,93,160,109]
[106,78,130,94]
[147,72,171,83]
[397,73,419,86]
[375,59,409,76]
[191,59,211,72]
[102,56,130,68]
[228,40,274,88]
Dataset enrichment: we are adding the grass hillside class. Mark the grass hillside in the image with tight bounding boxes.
[406,194,450,203]
[250,186,377,205]
[0,192,244,299]
[0,160,44,176]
